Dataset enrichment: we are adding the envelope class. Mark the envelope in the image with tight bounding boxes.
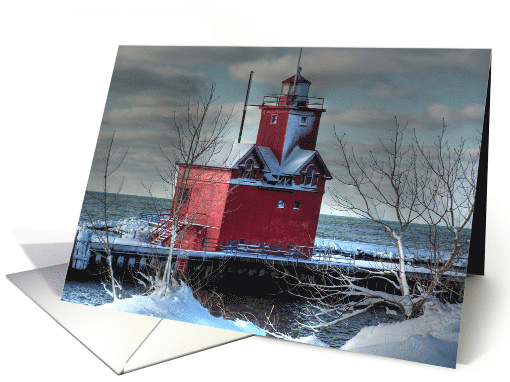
[6,241,251,375]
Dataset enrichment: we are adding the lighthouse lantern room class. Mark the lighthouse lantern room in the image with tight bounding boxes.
[150,69,332,257]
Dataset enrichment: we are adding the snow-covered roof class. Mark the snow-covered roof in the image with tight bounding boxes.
[280,146,317,175]
[192,142,255,168]
[257,146,280,173]
[187,141,331,181]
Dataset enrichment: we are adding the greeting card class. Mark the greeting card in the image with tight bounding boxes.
[60,46,490,368]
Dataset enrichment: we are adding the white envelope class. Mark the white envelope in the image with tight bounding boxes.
[6,241,251,375]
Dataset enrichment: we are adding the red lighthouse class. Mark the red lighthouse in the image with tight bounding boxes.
[151,69,332,257]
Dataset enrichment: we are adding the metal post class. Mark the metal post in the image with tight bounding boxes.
[238,71,254,143]
[291,47,303,99]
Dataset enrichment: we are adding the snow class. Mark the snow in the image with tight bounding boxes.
[280,146,316,175]
[194,142,255,168]
[341,301,462,368]
[314,237,468,270]
[257,146,280,173]
[293,335,330,347]
[102,281,266,336]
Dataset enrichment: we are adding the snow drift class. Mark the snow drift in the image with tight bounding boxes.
[101,281,265,336]
[341,301,462,368]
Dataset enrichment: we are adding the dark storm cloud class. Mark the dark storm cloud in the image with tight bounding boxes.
[109,65,206,96]
[101,101,238,131]
[87,46,489,200]
[102,105,178,129]
[230,48,491,95]
[321,102,485,131]
[117,46,287,67]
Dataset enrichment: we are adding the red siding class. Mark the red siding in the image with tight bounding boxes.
[256,107,290,162]
[166,166,232,251]
[297,109,323,151]
[219,184,324,248]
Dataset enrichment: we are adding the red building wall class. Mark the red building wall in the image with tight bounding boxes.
[256,107,290,162]
[296,110,323,151]
[168,166,232,251]
[218,184,324,248]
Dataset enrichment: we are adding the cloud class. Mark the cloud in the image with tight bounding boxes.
[229,48,490,95]
[365,82,414,100]
[117,45,284,67]
[322,102,485,131]
[322,105,396,128]
[108,63,208,102]
[425,103,485,125]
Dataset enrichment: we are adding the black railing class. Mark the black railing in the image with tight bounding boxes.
[261,95,325,109]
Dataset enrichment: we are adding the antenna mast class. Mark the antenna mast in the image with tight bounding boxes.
[238,71,254,143]
[292,47,303,98]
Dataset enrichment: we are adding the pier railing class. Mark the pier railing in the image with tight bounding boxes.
[201,237,315,259]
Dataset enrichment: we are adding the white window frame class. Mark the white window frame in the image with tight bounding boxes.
[277,200,285,209]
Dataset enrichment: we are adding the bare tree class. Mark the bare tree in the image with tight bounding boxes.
[145,84,235,292]
[83,132,128,301]
[411,120,479,314]
[277,118,478,324]
[328,118,427,318]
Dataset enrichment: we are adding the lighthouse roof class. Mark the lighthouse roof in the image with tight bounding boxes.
[280,146,332,178]
[282,74,311,84]
[184,142,255,169]
[186,141,331,180]
[204,142,255,168]
[280,146,316,174]
[257,146,280,173]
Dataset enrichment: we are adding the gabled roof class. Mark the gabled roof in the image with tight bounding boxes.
[257,146,280,173]
[280,146,332,179]
[186,141,332,180]
[280,146,316,175]
[193,142,255,168]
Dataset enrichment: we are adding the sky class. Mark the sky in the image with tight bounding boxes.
[86,46,491,216]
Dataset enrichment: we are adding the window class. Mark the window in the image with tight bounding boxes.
[277,200,285,209]
[243,160,255,179]
[300,116,307,125]
[293,201,300,210]
[270,114,278,124]
[304,166,314,186]
[304,165,319,187]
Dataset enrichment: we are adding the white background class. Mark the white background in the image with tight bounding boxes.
[1,1,508,380]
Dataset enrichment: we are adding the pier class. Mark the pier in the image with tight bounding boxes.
[66,229,466,303]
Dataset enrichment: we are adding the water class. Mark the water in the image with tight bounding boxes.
[79,191,169,223]
[197,292,401,347]
[80,191,470,253]
[66,190,468,347]
[316,214,470,254]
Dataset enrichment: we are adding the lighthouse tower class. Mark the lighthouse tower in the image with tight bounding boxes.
[256,68,325,162]
[152,69,332,256]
